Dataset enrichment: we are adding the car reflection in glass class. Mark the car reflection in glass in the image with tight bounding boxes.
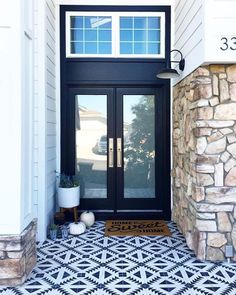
[97,135,107,155]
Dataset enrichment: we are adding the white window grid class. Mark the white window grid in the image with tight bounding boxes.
[70,16,112,55]
[119,16,161,55]
[66,11,165,58]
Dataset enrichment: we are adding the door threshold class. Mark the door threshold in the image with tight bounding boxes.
[117,210,162,213]
[94,211,168,221]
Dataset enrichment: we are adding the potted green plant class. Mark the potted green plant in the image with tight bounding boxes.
[57,174,80,208]
[49,223,58,240]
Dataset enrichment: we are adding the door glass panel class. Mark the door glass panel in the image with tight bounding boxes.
[123,95,155,198]
[76,95,107,199]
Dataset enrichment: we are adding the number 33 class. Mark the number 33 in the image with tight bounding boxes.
[220,37,236,51]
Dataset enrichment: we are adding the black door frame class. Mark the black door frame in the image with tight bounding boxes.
[69,87,116,211]
[60,5,171,219]
[115,87,164,212]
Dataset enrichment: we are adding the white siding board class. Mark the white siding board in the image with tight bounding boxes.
[47,135,57,148]
[175,10,203,49]
[46,40,56,55]
[46,86,56,99]
[46,8,55,23]
[46,24,56,42]
[47,147,57,161]
[46,0,56,17]
[45,0,56,234]
[46,60,56,76]
[173,0,204,84]
[46,24,56,43]
[34,0,56,241]
[47,71,56,87]
[47,110,56,123]
[46,13,56,30]
[47,122,56,135]
[47,55,56,70]
[47,73,56,89]
[175,0,195,29]
[175,4,202,45]
[47,196,54,214]
[174,0,183,15]
[47,97,56,110]
[47,170,57,186]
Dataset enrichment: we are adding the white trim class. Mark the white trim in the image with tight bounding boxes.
[21,7,34,230]
[37,0,47,241]
[65,11,165,58]
[58,0,173,5]
[56,0,61,196]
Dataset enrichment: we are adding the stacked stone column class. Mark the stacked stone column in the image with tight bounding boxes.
[172,65,236,261]
[0,220,37,286]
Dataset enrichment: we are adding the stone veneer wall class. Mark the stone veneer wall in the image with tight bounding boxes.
[172,65,236,261]
[0,220,37,286]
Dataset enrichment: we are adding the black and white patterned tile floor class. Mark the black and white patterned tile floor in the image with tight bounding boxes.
[1,221,236,295]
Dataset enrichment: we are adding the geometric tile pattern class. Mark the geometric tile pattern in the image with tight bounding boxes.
[0,221,236,295]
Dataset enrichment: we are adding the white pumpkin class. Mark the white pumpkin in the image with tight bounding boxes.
[69,222,86,235]
[80,211,95,227]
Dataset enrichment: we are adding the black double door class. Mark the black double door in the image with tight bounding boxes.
[65,86,170,218]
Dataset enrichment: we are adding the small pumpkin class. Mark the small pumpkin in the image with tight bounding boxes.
[69,222,86,235]
[80,211,95,227]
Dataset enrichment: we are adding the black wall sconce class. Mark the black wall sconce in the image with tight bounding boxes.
[156,49,185,79]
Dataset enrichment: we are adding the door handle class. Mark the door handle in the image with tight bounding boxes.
[109,138,114,168]
[117,138,122,168]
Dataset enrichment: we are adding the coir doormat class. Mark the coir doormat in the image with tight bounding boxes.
[105,220,171,236]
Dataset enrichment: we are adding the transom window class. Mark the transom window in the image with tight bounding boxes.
[66,12,165,58]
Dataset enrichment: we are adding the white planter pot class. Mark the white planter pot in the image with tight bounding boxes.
[58,186,80,208]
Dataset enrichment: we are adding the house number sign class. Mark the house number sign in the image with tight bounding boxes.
[220,37,236,51]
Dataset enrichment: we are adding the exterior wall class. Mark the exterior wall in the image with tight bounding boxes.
[172,64,236,261]
[174,0,204,82]
[0,0,37,286]
[174,0,236,85]
[204,0,236,64]
[35,0,57,241]
[0,1,34,234]
[45,0,57,228]
[33,0,39,232]
[58,0,173,5]
[0,1,21,235]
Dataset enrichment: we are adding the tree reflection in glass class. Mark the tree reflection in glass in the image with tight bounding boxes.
[124,95,155,198]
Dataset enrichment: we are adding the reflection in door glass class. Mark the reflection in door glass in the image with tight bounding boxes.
[76,95,107,199]
[123,95,155,198]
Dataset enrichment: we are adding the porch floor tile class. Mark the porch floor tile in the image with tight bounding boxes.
[1,221,236,294]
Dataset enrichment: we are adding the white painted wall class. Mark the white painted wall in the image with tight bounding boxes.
[0,0,34,234]
[173,0,204,84]
[204,0,236,63]
[45,0,57,232]
[174,0,236,84]
[58,0,173,5]
[35,0,57,241]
